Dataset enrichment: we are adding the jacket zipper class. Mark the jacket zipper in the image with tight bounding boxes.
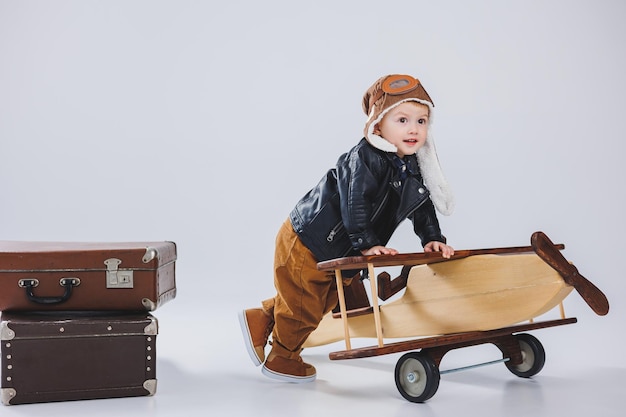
[326,191,390,242]
[370,190,389,223]
[327,225,340,242]
[397,196,428,228]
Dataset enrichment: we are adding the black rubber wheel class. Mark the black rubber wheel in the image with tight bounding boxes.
[394,352,440,402]
[505,333,546,378]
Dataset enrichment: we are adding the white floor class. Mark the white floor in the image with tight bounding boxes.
[2,297,623,417]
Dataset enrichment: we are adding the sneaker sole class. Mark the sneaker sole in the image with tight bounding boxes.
[261,364,316,383]
[238,310,263,367]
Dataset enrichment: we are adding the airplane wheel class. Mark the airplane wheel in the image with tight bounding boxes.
[394,352,440,402]
[505,333,546,378]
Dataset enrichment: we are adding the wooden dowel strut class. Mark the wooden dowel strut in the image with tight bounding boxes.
[367,262,384,348]
[334,269,351,351]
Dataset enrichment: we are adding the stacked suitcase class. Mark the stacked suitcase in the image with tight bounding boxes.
[0,241,177,405]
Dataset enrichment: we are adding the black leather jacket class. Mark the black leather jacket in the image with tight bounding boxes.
[289,138,446,262]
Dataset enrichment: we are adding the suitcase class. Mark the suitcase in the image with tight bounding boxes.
[1,311,158,405]
[0,241,176,312]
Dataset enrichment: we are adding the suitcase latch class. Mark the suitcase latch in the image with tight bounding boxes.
[105,258,134,288]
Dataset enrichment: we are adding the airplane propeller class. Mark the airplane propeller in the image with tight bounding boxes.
[531,231,609,316]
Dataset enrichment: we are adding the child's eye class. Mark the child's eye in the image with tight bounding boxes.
[418,118,427,124]
[399,117,408,123]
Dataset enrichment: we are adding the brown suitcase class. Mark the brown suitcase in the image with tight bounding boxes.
[1,311,158,405]
[0,241,176,312]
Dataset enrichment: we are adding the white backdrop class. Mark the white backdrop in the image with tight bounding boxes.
[1,1,624,415]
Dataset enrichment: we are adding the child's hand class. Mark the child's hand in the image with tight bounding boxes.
[361,246,399,256]
[424,241,455,259]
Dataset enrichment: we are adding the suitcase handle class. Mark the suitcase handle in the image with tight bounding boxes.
[18,278,81,305]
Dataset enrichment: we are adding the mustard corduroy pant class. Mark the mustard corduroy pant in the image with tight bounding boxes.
[262,219,341,354]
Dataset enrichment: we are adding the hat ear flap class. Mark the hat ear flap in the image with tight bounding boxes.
[417,130,455,216]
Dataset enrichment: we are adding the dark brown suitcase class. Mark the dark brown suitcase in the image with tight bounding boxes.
[0,241,176,312]
[1,311,158,405]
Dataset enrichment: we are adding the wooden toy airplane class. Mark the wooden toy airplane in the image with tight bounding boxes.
[304,231,609,402]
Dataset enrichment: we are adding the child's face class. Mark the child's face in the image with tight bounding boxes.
[375,101,430,157]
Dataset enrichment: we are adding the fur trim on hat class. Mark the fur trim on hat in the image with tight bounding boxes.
[365,97,455,216]
[365,97,432,153]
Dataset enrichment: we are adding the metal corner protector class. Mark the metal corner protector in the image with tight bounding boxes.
[144,316,158,335]
[143,379,157,396]
[142,298,157,311]
[0,321,15,341]
[1,388,16,406]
